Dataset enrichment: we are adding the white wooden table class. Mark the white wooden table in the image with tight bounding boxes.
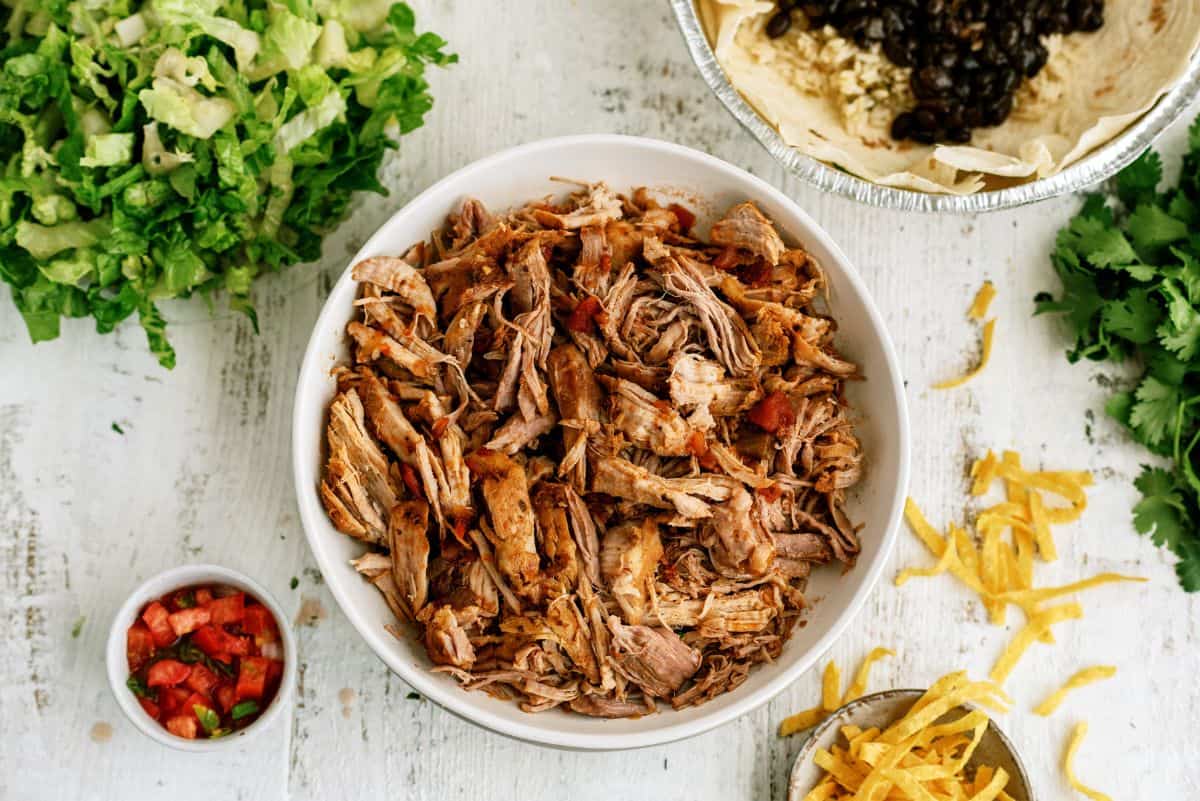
[3,3,1197,799]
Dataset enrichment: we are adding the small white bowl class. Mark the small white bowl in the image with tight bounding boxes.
[788,689,1034,801]
[105,564,297,752]
[292,134,911,750]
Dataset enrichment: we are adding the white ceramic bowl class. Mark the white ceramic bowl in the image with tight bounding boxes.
[105,564,297,752]
[292,134,910,750]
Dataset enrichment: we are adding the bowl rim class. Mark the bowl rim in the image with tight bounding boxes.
[291,132,912,750]
[669,0,1200,214]
[786,688,1036,801]
[104,563,298,752]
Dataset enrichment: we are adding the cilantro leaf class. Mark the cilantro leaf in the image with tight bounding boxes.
[1133,467,1189,551]
[1128,203,1189,254]
[1101,288,1160,344]
[1040,129,1200,592]
[1116,149,1162,208]
[1129,376,1182,448]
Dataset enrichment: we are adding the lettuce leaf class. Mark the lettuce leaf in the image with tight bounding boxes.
[0,1,454,367]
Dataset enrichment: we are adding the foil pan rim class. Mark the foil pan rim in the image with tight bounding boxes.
[670,0,1200,214]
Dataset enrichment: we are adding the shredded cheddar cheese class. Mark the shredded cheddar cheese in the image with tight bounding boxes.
[779,649,895,737]
[1034,667,1117,717]
[1063,722,1113,801]
[968,280,997,320]
[798,671,1016,801]
[934,318,996,389]
[898,449,1145,699]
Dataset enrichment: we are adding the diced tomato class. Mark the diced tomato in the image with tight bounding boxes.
[757,483,784,503]
[206,593,245,626]
[194,588,213,606]
[159,686,190,716]
[215,683,237,713]
[566,296,603,333]
[126,621,156,672]
[242,606,277,641]
[137,696,161,721]
[714,246,740,271]
[147,659,192,687]
[167,606,211,637]
[236,656,270,701]
[184,663,220,695]
[747,391,796,434]
[141,602,176,648]
[193,624,251,657]
[451,517,470,546]
[668,203,696,232]
[736,258,772,288]
[265,658,284,692]
[165,715,198,739]
[399,463,423,500]
[181,691,212,721]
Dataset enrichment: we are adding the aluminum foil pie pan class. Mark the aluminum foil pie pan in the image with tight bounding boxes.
[670,0,1200,213]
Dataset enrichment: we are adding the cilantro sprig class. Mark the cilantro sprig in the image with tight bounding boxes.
[1036,118,1200,591]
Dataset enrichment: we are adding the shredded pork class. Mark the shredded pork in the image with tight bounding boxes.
[319,183,864,716]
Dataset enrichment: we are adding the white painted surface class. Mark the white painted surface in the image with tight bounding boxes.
[1,2,1196,799]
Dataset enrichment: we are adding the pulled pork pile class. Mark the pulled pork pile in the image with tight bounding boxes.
[319,182,864,717]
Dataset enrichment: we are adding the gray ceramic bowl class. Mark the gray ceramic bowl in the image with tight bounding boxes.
[787,689,1033,801]
[670,0,1200,213]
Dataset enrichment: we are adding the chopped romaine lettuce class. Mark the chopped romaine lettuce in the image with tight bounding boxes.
[0,1,454,367]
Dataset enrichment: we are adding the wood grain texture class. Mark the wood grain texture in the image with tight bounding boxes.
[2,2,1197,799]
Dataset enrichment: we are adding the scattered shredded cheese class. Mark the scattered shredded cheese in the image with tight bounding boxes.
[934,318,996,389]
[968,280,997,320]
[822,661,842,712]
[1034,667,1117,717]
[1063,722,1113,801]
[778,649,894,737]
[899,449,1145,696]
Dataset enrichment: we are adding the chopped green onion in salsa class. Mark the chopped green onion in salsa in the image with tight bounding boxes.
[126,583,283,740]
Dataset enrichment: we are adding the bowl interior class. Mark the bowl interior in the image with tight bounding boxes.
[105,564,297,751]
[787,689,1034,801]
[292,135,910,749]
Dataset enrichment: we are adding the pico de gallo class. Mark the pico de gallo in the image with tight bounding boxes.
[125,584,284,739]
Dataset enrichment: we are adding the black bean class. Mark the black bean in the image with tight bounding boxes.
[767,0,1107,144]
[766,10,793,38]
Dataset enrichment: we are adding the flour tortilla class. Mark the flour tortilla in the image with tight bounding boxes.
[700,0,1200,195]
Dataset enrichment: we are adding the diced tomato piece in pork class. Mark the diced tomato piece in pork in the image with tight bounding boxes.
[747,391,795,433]
[215,683,237,713]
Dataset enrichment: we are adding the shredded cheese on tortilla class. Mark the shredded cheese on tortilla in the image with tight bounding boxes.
[1034,666,1117,717]
[1063,722,1113,801]
[968,281,997,320]
[934,318,996,389]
